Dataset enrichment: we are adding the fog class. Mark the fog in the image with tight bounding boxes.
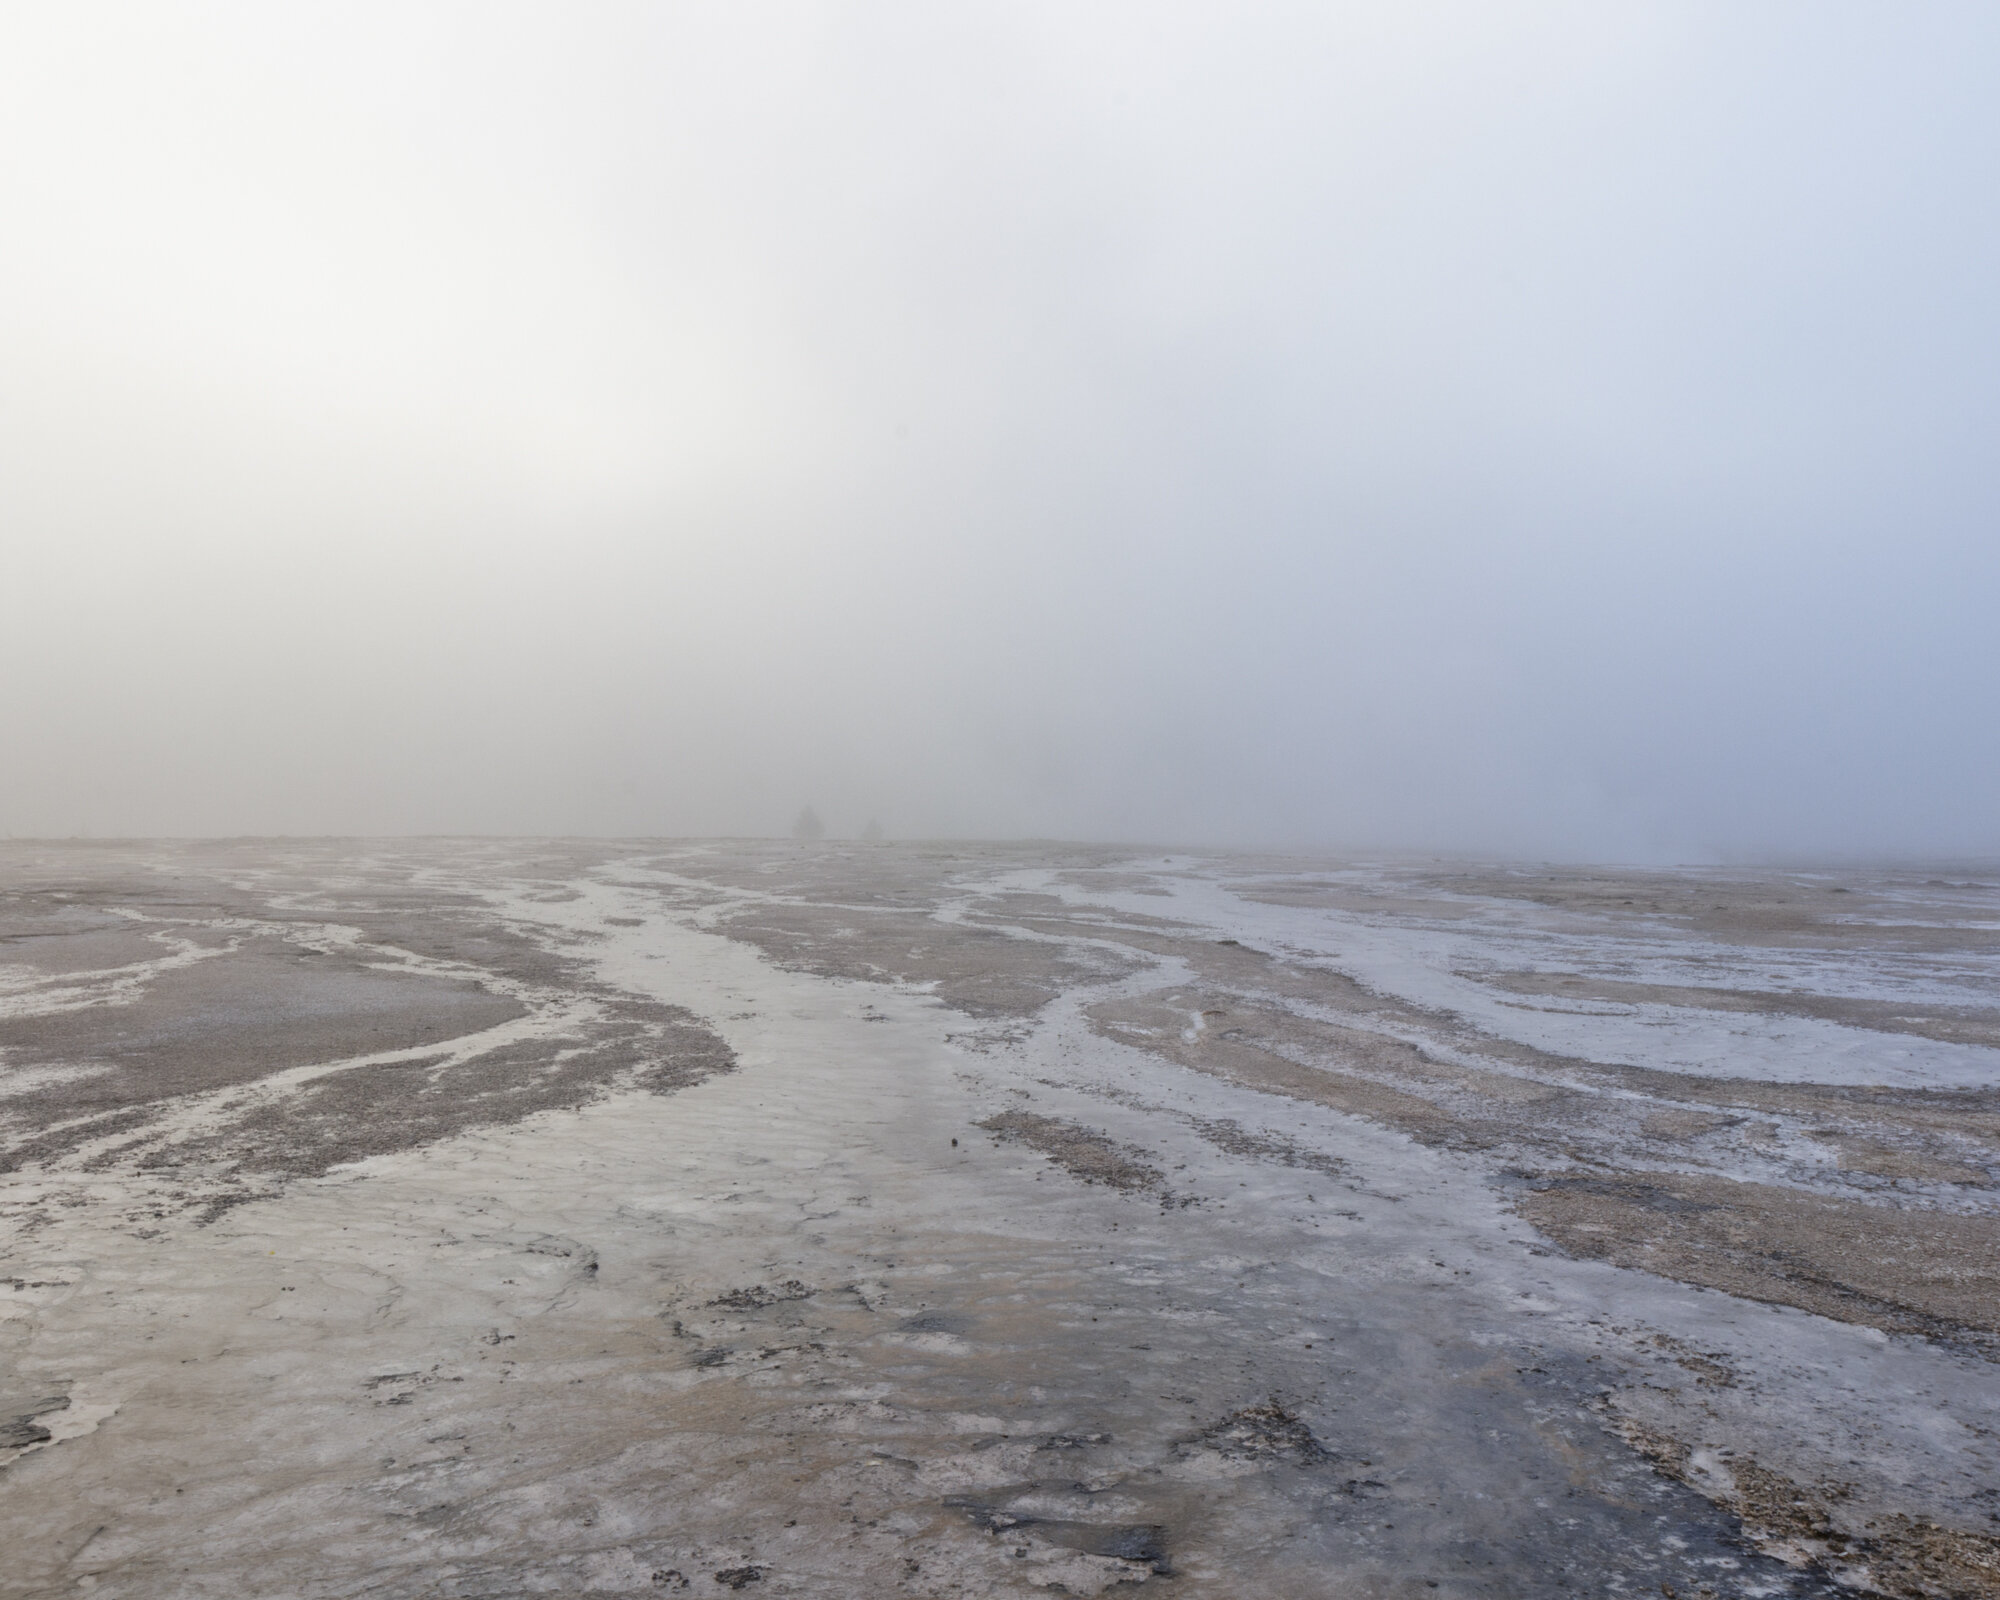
[3,3,1996,859]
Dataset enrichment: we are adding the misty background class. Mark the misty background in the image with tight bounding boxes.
[3,3,1996,860]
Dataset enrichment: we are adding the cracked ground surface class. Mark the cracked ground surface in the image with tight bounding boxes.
[3,839,1999,1597]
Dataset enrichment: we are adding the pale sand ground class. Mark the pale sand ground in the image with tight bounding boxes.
[3,841,1999,1598]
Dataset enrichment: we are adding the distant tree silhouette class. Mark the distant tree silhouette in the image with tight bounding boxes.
[861,817,884,843]
[792,805,825,841]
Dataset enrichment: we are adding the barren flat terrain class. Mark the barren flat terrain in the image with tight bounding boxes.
[4,841,1999,1598]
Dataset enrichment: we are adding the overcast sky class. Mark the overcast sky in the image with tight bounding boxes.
[3,3,1996,858]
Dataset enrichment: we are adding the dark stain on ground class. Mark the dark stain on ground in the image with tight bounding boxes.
[0,1392,69,1453]
[943,1491,1173,1574]
[894,1312,968,1336]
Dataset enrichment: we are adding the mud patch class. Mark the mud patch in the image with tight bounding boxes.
[708,1282,813,1312]
[1815,1132,1993,1186]
[1186,1117,1348,1179]
[144,1009,731,1191]
[0,867,736,1210]
[0,1392,68,1456]
[944,1492,1172,1575]
[1519,1172,2000,1354]
[1088,990,1534,1153]
[1180,1399,1331,1467]
[1621,1420,2000,1597]
[1486,970,2000,1050]
[718,903,1144,1018]
[976,1112,1164,1194]
[0,937,525,1114]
